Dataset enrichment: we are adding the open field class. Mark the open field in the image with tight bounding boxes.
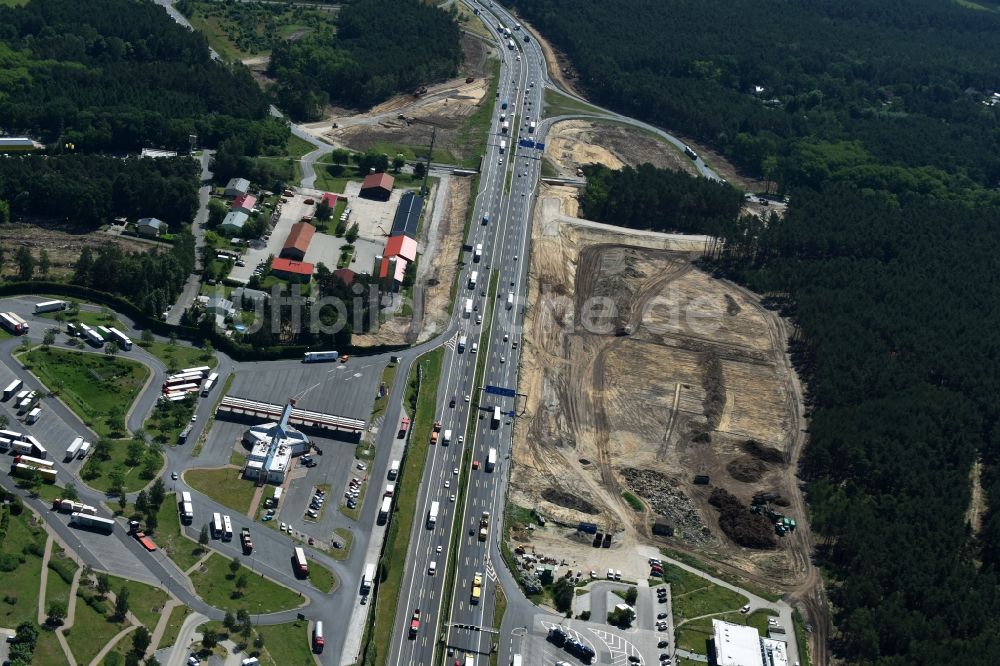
[154,494,204,572]
[80,437,164,494]
[23,346,149,438]
[0,508,46,627]
[108,574,169,631]
[190,553,304,614]
[185,467,256,515]
[545,119,698,178]
[0,223,155,282]
[509,188,802,584]
[66,584,128,666]
[256,619,316,666]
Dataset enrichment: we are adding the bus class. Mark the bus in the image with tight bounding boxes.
[222,515,233,541]
[212,512,223,539]
[34,300,67,314]
[107,327,133,351]
[303,351,339,363]
[492,406,502,429]
[200,372,219,396]
[293,547,309,577]
[182,366,212,378]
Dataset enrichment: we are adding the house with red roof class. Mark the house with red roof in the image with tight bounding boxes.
[271,257,314,283]
[360,172,394,201]
[280,221,316,261]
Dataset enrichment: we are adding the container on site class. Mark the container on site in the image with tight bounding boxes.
[65,437,84,461]
[69,512,114,534]
[26,407,41,424]
[427,501,440,528]
[2,379,22,401]
[77,441,91,459]
[388,460,400,480]
[33,300,67,314]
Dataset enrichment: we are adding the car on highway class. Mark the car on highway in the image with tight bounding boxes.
[458,435,464,444]
[453,467,459,475]
[444,480,451,489]
[450,397,457,407]
[500,356,505,363]
[436,545,442,553]
[658,612,668,619]
[465,394,471,402]
[450,494,456,502]
[190,414,197,422]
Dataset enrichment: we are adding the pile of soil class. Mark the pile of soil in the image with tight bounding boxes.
[541,487,600,515]
[709,487,776,549]
[727,456,767,483]
[743,439,785,464]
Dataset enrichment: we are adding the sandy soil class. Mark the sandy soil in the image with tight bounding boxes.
[509,189,802,585]
[0,222,159,281]
[546,120,699,178]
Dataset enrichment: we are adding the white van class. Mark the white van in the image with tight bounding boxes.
[471,342,479,354]
[428,561,437,575]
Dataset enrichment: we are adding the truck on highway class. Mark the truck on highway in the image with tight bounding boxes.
[464,299,473,318]
[3,379,23,401]
[427,501,439,528]
[469,271,478,289]
[492,406,502,429]
[474,244,483,262]
[388,459,400,480]
[69,512,115,534]
[33,300,67,314]
[529,121,536,133]
[471,571,483,604]
[361,563,375,594]
[500,139,507,153]
[200,372,219,396]
[684,145,698,160]
[377,496,392,525]
[241,527,253,554]
[443,429,452,445]
[479,511,490,541]
[458,335,467,352]
[507,291,514,309]
[501,121,509,133]
[408,609,421,638]
[487,447,497,472]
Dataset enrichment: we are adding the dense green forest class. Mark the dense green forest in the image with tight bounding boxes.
[0,155,199,229]
[268,0,462,119]
[579,163,742,234]
[0,0,286,154]
[508,0,1000,662]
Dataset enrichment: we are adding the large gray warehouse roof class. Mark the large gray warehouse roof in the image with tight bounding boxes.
[390,192,423,239]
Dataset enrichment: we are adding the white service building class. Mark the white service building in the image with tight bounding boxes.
[242,401,310,484]
[712,619,788,666]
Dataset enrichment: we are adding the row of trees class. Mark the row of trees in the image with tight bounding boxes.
[512,0,1000,661]
[268,0,462,119]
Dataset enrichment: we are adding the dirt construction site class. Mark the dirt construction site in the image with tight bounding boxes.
[508,178,808,588]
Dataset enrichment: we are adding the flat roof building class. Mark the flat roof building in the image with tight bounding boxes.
[390,191,423,239]
[0,137,42,152]
[710,619,789,666]
[360,172,394,201]
[280,221,316,261]
[243,401,310,484]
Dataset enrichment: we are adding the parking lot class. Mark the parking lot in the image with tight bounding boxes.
[228,194,315,284]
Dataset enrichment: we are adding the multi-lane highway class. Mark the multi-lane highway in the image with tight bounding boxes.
[389,2,545,663]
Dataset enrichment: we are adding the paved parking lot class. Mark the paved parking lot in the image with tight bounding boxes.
[228,194,316,284]
[513,610,674,666]
[227,357,385,421]
[342,181,403,243]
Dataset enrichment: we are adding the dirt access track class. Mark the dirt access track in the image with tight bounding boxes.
[545,119,699,178]
[297,34,493,165]
[511,188,804,583]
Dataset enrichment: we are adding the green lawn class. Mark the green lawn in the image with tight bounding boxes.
[107,575,169,631]
[287,134,317,160]
[185,467,256,515]
[455,57,501,168]
[676,609,776,654]
[308,561,336,593]
[79,437,164,494]
[369,348,444,666]
[659,547,783,601]
[42,307,123,331]
[664,562,748,623]
[157,604,192,651]
[543,88,608,118]
[45,547,78,615]
[144,393,198,446]
[33,630,68,665]
[153,494,205,572]
[0,507,47,627]
[256,619,315,666]
[190,553,304,614]
[330,528,353,561]
[65,584,127,666]
[139,340,217,373]
[23,346,150,438]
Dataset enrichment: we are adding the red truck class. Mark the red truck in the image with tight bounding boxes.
[128,521,157,552]
[408,609,421,638]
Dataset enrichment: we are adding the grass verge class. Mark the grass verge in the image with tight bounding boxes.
[659,547,783,602]
[184,467,257,515]
[663,562,748,623]
[189,553,304,614]
[107,575,170,631]
[543,88,608,118]
[65,585,128,665]
[308,561,337,593]
[256,619,315,666]
[793,609,812,666]
[80,438,164,494]
[157,604,192,651]
[153,493,205,572]
[366,348,444,666]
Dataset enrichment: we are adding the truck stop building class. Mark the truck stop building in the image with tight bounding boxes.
[710,620,788,666]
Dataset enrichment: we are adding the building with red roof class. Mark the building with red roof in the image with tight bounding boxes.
[280,221,316,261]
[333,268,356,286]
[320,192,343,209]
[384,234,418,263]
[376,255,407,288]
[231,194,257,216]
[360,172,394,201]
[271,257,314,283]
